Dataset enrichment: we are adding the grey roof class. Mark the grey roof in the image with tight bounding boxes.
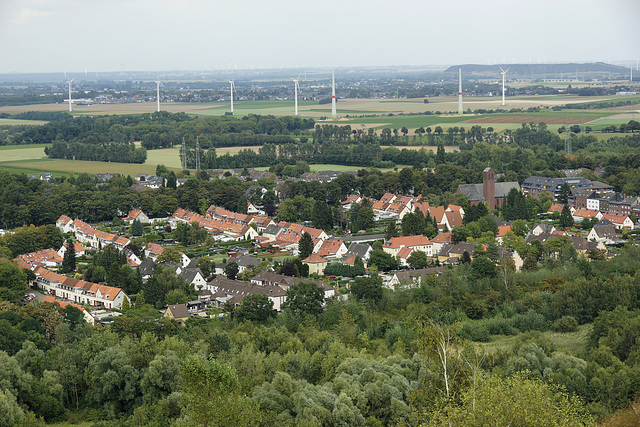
[457,182,520,202]
[346,243,371,260]
[263,224,283,237]
[591,224,617,240]
[167,304,190,319]
[182,268,204,284]
[439,242,476,257]
[532,223,556,234]
[138,258,157,276]
[232,255,260,268]
[393,267,444,282]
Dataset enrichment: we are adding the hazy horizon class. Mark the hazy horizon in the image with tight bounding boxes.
[1,0,638,74]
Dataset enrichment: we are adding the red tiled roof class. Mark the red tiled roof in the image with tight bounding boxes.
[303,253,327,263]
[385,235,432,249]
[431,232,452,244]
[397,247,413,259]
[497,225,512,237]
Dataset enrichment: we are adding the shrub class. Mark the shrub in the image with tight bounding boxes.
[512,309,548,332]
[552,315,579,333]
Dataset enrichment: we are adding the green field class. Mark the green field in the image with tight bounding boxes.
[477,323,592,356]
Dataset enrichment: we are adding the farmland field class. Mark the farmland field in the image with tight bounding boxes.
[0,118,49,126]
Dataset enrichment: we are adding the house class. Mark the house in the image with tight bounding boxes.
[572,208,600,223]
[383,235,433,257]
[496,225,512,244]
[314,238,348,259]
[521,176,613,200]
[341,195,362,210]
[164,304,190,325]
[182,268,207,291]
[303,253,329,276]
[600,213,634,230]
[205,275,288,311]
[138,258,157,281]
[387,267,444,288]
[587,224,618,244]
[438,242,476,263]
[249,271,334,301]
[457,168,520,210]
[123,208,150,224]
[430,232,452,255]
[344,243,372,261]
[396,247,414,267]
[30,266,129,309]
[547,203,564,214]
[16,249,64,268]
[531,223,556,236]
[43,296,95,324]
[57,241,86,258]
[56,215,74,233]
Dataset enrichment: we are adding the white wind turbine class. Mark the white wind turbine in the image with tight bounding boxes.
[293,76,300,116]
[499,66,510,106]
[229,80,235,115]
[155,78,163,112]
[331,70,337,119]
[67,79,74,112]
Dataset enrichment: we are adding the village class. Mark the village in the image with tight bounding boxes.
[11,167,637,326]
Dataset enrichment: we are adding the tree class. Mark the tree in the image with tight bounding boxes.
[298,232,314,260]
[0,260,27,304]
[283,281,324,317]
[61,240,76,274]
[195,256,213,279]
[436,143,445,164]
[425,373,592,426]
[156,247,181,265]
[180,354,260,427]
[558,183,571,204]
[131,219,144,236]
[367,249,399,272]
[559,204,574,230]
[235,294,275,324]
[357,200,375,231]
[224,262,239,280]
[407,250,429,269]
[166,171,177,189]
[350,276,383,303]
[386,221,398,240]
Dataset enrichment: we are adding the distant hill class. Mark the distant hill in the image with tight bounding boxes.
[444,62,629,78]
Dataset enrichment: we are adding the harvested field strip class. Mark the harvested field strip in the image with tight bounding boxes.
[462,115,597,125]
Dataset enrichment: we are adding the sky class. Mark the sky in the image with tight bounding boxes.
[0,0,638,74]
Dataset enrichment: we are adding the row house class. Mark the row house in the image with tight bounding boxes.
[413,203,464,230]
[56,216,130,251]
[31,266,129,309]
[172,208,259,241]
[123,208,150,224]
[383,235,434,257]
[16,249,63,269]
[205,205,254,225]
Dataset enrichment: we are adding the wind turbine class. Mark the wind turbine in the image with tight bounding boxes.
[331,71,337,120]
[499,66,510,106]
[458,68,463,115]
[155,78,162,112]
[67,79,74,112]
[229,80,235,115]
[293,77,300,116]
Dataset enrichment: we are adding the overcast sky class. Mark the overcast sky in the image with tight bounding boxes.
[0,0,638,74]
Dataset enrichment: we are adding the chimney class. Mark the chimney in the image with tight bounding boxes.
[483,167,496,211]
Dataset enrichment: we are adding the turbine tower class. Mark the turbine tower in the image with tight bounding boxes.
[229,80,235,115]
[331,71,337,120]
[67,79,74,112]
[499,66,510,106]
[458,68,463,115]
[155,79,162,112]
[293,77,300,116]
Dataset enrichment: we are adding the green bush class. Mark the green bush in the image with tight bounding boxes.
[512,309,548,332]
[552,315,579,332]
[460,322,491,342]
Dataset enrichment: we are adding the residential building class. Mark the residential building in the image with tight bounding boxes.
[383,235,433,257]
